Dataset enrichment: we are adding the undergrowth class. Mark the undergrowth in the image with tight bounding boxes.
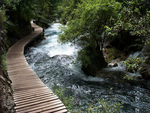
[54,87,123,113]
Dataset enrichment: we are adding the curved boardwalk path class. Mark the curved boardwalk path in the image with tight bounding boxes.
[6,23,67,113]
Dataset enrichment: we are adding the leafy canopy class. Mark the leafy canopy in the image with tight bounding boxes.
[57,0,82,24]
[58,0,121,66]
[58,0,121,48]
[106,0,150,48]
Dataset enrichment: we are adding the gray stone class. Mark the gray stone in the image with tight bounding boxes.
[108,62,118,67]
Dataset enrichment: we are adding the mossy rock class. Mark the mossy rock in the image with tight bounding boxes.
[81,46,107,76]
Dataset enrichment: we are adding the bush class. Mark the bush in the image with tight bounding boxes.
[54,87,74,111]
[123,56,145,73]
[123,74,134,81]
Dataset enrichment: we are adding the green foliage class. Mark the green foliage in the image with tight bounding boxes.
[18,0,34,22]
[2,0,62,23]
[58,0,120,45]
[57,0,82,24]
[32,0,52,22]
[123,74,134,81]
[4,36,10,50]
[54,87,73,110]
[123,56,145,73]
[58,0,121,66]
[53,87,123,112]
[105,0,150,48]
[0,9,8,74]
[75,98,123,113]
[77,48,93,67]
[0,0,61,43]
[98,98,123,113]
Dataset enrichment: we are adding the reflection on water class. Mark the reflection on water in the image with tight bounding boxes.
[25,23,150,113]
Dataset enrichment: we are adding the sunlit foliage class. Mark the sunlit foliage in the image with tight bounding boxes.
[58,0,121,67]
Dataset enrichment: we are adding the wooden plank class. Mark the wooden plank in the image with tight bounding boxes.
[11,78,42,83]
[13,85,46,91]
[9,73,37,78]
[7,67,31,72]
[15,96,59,109]
[14,87,50,94]
[20,102,64,113]
[7,64,29,68]
[14,91,52,100]
[16,99,62,112]
[13,84,45,89]
[12,82,42,86]
[32,104,65,113]
[14,94,58,105]
[7,63,29,67]
[10,77,38,82]
[11,79,41,84]
[8,66,30,71]
[14,92,53,100]
[14,86,50,94]
[13,89,53,98]
[8,69,36,76]
[14,92,54,101]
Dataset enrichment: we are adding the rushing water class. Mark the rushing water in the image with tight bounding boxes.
[25,23,150,113]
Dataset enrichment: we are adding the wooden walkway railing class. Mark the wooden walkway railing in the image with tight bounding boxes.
[6,22,68,113]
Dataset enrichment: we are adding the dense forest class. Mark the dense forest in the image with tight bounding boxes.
[1,0,150,112]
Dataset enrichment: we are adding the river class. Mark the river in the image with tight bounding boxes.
[25,23,150,113]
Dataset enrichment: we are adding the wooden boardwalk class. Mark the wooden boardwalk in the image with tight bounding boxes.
[6,23,68,113]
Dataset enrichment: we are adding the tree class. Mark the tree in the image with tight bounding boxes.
[57,0,82,24]
[58,0,121,76]
[1,0,58,44]
[105,0,150,52]
[32,0,52,23]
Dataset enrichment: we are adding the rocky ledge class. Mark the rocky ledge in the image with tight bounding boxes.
[0,30,15,113]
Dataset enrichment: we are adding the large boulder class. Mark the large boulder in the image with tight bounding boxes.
[81,46,107,76]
